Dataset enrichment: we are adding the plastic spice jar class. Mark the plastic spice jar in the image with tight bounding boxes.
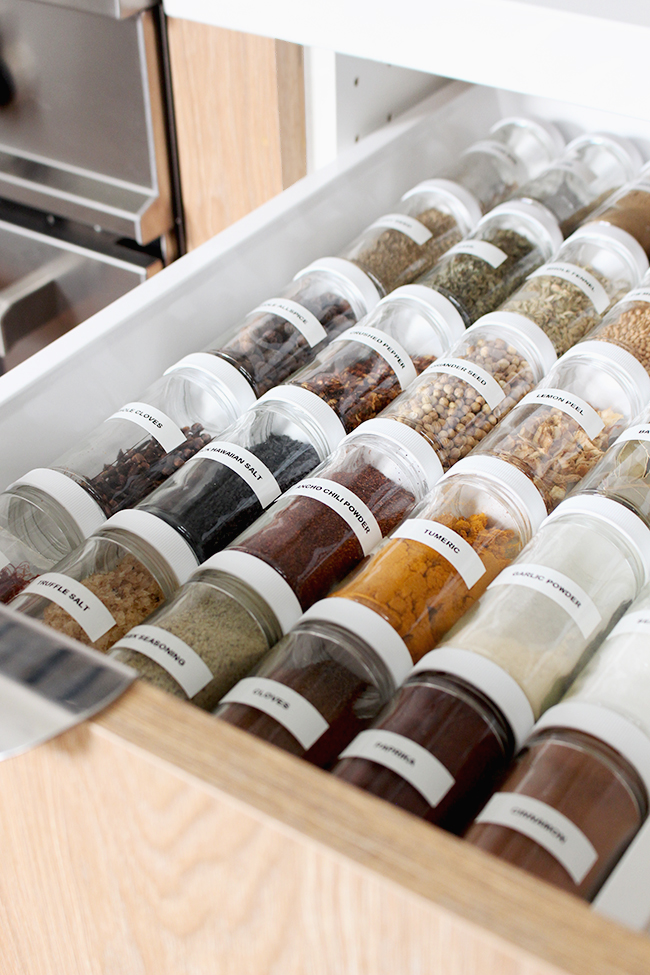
[381,311,557,472]
[138,386,345,563]
[9,509,199,653]
[215,596,412,768]
[287,285,466,435]
[586,268,650,374]
[110,550,302,710]
[589,161,650,257]
[475,339,650,511]
[209,257,380,397]
[333,455,546,661]
[414,199,563,325]
[496,223,648,355]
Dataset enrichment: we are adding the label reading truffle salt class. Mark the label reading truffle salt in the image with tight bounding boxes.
[489,563,602,638]
[475,793,598,884]
[614,425,650,446]
[610,610,650,638]
[461,140,520,169]
[111,625,213,697]
[339,729,455,807]
[446,239,508,268]
[107,402,186,453]
[338,326,417,389]
[393,519,486,589]
[286,478,382,555]
[253,298,327,347]
[425,357,505,411]
[220,677,329,749]
[529,262,610,315]
[625,287,650,305]
[520,388,605,440]
[368,213,433,246]
[22,572,116,642]
[187,441,281,508]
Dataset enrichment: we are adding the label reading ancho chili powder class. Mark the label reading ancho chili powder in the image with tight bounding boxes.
[446,239,508,268]
[187,441,282,508]
[392,519,486,589]
[220,676,329,748]
[368,213,434,246]
[338,326,417,389]
[252,298,327,347]
[23,572,116,642]
[112,624,213,698]
[286,478,382,556]
[489,563,602,638]
[107,402,186,454]
[520,388,605,441]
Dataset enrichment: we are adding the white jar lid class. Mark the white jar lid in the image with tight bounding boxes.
[491,117,565,159]
[566,132,642,181]
[443,454,547,534]
[535,701,650,798]
[164,352,257,413]
[294,256,381,314]
[483,199,563,255]
[101,509,199,586]
[346,417,444,492]
[467,310,557,375]
[257,384,346,454]
[301,597,412,688]
[411,646,534,750]
[568,222,649,282]
[402,178,482,232]
[563,339,650,408]
[10,468,106,539]
[383,285,467,346]
[199,549,302,634]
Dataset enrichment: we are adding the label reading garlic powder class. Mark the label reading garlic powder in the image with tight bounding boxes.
[188,441,281,508]
[489,563,602,638]
[446,239,508,268]
[253,298,327,347]
[425,357,505,411]
[520,388,605,441]
[22,572,116,642]
[368,213,433,246]
[392,519,486,589]
[530,262,610,315]
[339,326,417,389]
[220,676,329,749]
[286,478,382,555]
[112,625,213,698]
[107,402,186,454]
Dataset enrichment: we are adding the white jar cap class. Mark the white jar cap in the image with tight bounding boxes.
[468,310,557,376]
[491,117,565,159]
[294,257,381,314]
[535,701,650,799]
[483,199,563,255]
[257,384,346,454]
[411,646,534,750]
[442,454,547,534]
[542,494,650,585]
[567,223,649,282]
[383,285,466,346]
[102,509,199,586]
[565,132,643,181]
[563,339,650,409]
[199,549,302,634]
[164,352,257,414]
[402,178,482,232]
[346,416,444,491]
[9,468,106,539]
[301,597,412,688]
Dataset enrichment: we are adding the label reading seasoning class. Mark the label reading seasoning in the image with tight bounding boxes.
[286,478,382,555]
[111,624,213,698]
[187,441,281,508]
[368,213,433,246]
[520,388,604,441]
[447,238,508,268]
[220,676,329,749]
[339,729,455,807]
[107,402,186,454]
[489,563,602,638]
[339,326,417,389]
[22,572,116,642]
[425,357,505,411]
[253,298,327,348]
[530,262,610,315]
[611,611,650,638]
[614,424,650,446]
[461,139,520,169]
[475,792,598,884]
[393,519,486,589]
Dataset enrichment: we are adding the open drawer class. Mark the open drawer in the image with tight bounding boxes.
[1,80,650,974]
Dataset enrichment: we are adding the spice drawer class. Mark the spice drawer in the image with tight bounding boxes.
[2,81,650,974]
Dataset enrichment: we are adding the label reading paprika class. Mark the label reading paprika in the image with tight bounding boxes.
[107,402,186,454]
[220,676,329,749]
[446,239,508,268]
[368,213,433,246]
[338,326,417,389]
[424,357,505,411]
[614,425,650,446]
[187,441,281,508]
[286,478,382,556]
[23,572,116,642]
[488,563,602,638]
[610,610,650,638]
[519,388,605,441]
[112,624,213,698]
[252,298,327,347]
[530,262,610,315]
[392,519,486,589]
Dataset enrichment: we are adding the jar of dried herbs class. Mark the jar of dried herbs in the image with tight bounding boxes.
[589,161,650,257]
[577,407,650,525]
[586,268,650,374]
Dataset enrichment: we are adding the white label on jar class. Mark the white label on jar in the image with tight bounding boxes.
[489,563,602,638]
[111,624,213,698]
[520,388,604,441]
[529,262,610,315]
[338,326,417,390]
[475,793,598,884]
[425,357,505,411]
[187,441,281,508]
[339,729,455,807]
[0,548,9,571]
[368,213,433,246]
[392,519,486,589]
[286,478,382,556]
[610,610,650,638]
[614,425,650,446]
[220,676,329,749]
[461,140,519,169]
[22,572,116,642]
[252,298,327,348]
[446,239,508,269]
[624,287,650,305]
[107,402,186,454]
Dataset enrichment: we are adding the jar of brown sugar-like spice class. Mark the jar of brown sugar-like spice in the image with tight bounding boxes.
[589,160,650,257]
[586,267,650,374]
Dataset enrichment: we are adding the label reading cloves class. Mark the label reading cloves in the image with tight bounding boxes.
[529,262,610,315]
[393,519,486,589]
[520,388,605,441]
[338,326,417,389]
[488,563,602,638]
[187,441,281,508]
[107,402,186,454]
[220,676,329,748]
[252,298,327,347]
[111,624,213,698]
[22,572,116,642]
[368,213,433,246]
[286,478,382,555]
[446,239,508,268]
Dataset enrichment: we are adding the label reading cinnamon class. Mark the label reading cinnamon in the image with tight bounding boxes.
[489,563,602,638]
[339,326,417,389]
[220,676,329,749]
[368,213,433,246]
[22,572,116,642]
[253,298,327,347]
[530,262,610,315]
[392,519,486,589]
[425,357,505,411]
[446,239,508,268]
[107,402,186,454]
[187,441,281,508]
[286,478,382,555]
[520,388,604,441]
[112,625,213,698]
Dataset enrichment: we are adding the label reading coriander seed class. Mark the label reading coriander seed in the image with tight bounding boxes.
[393,519,486,589]
[489,563,602,638]
[520,388,604,440]
[614,425,650,446]
[107,402,186,453]
[252,298,327,347]
[368,213,433,246]
[624,287,650,305]
[461,140,520,169]
[339,729,455,807]
[22,572,116,642]
[338,326,417,389]
[286,478,382,555]
[425,357,505,411]
[475,793,598,884]
[111,624,213,698]
[610,611,650,638]
[446,239,508,268]
[220,677,329,749]
[529,262,610,315]
[187,441,281,508]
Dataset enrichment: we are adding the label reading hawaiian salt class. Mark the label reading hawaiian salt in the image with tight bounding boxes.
[614,425,650,446]
[610,611,650,638]
[461,140,520,169]
[339,326,417,389]
[368,213,433,246]
[252,298,327,347]
[489,563,602,639]
[392,519,486,589]
[519,388,604,441]
[107,402,186,454]
[530,262,610,315]
[187,441,281,508]
[339,729,455,807]
[424,357,505,411]
[446,239,508,268]
[22,572,116,642]
[286,478,382,556]
[111,625,213,698]
[475,793,598,884]
[220,677,329,749]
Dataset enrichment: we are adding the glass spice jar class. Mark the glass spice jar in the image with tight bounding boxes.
[288,285,466,434]
[215,596,412,768]
[209,257,380,397]
[9,509,199,653]
[586,268,650,374]
[588,161,650,257]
